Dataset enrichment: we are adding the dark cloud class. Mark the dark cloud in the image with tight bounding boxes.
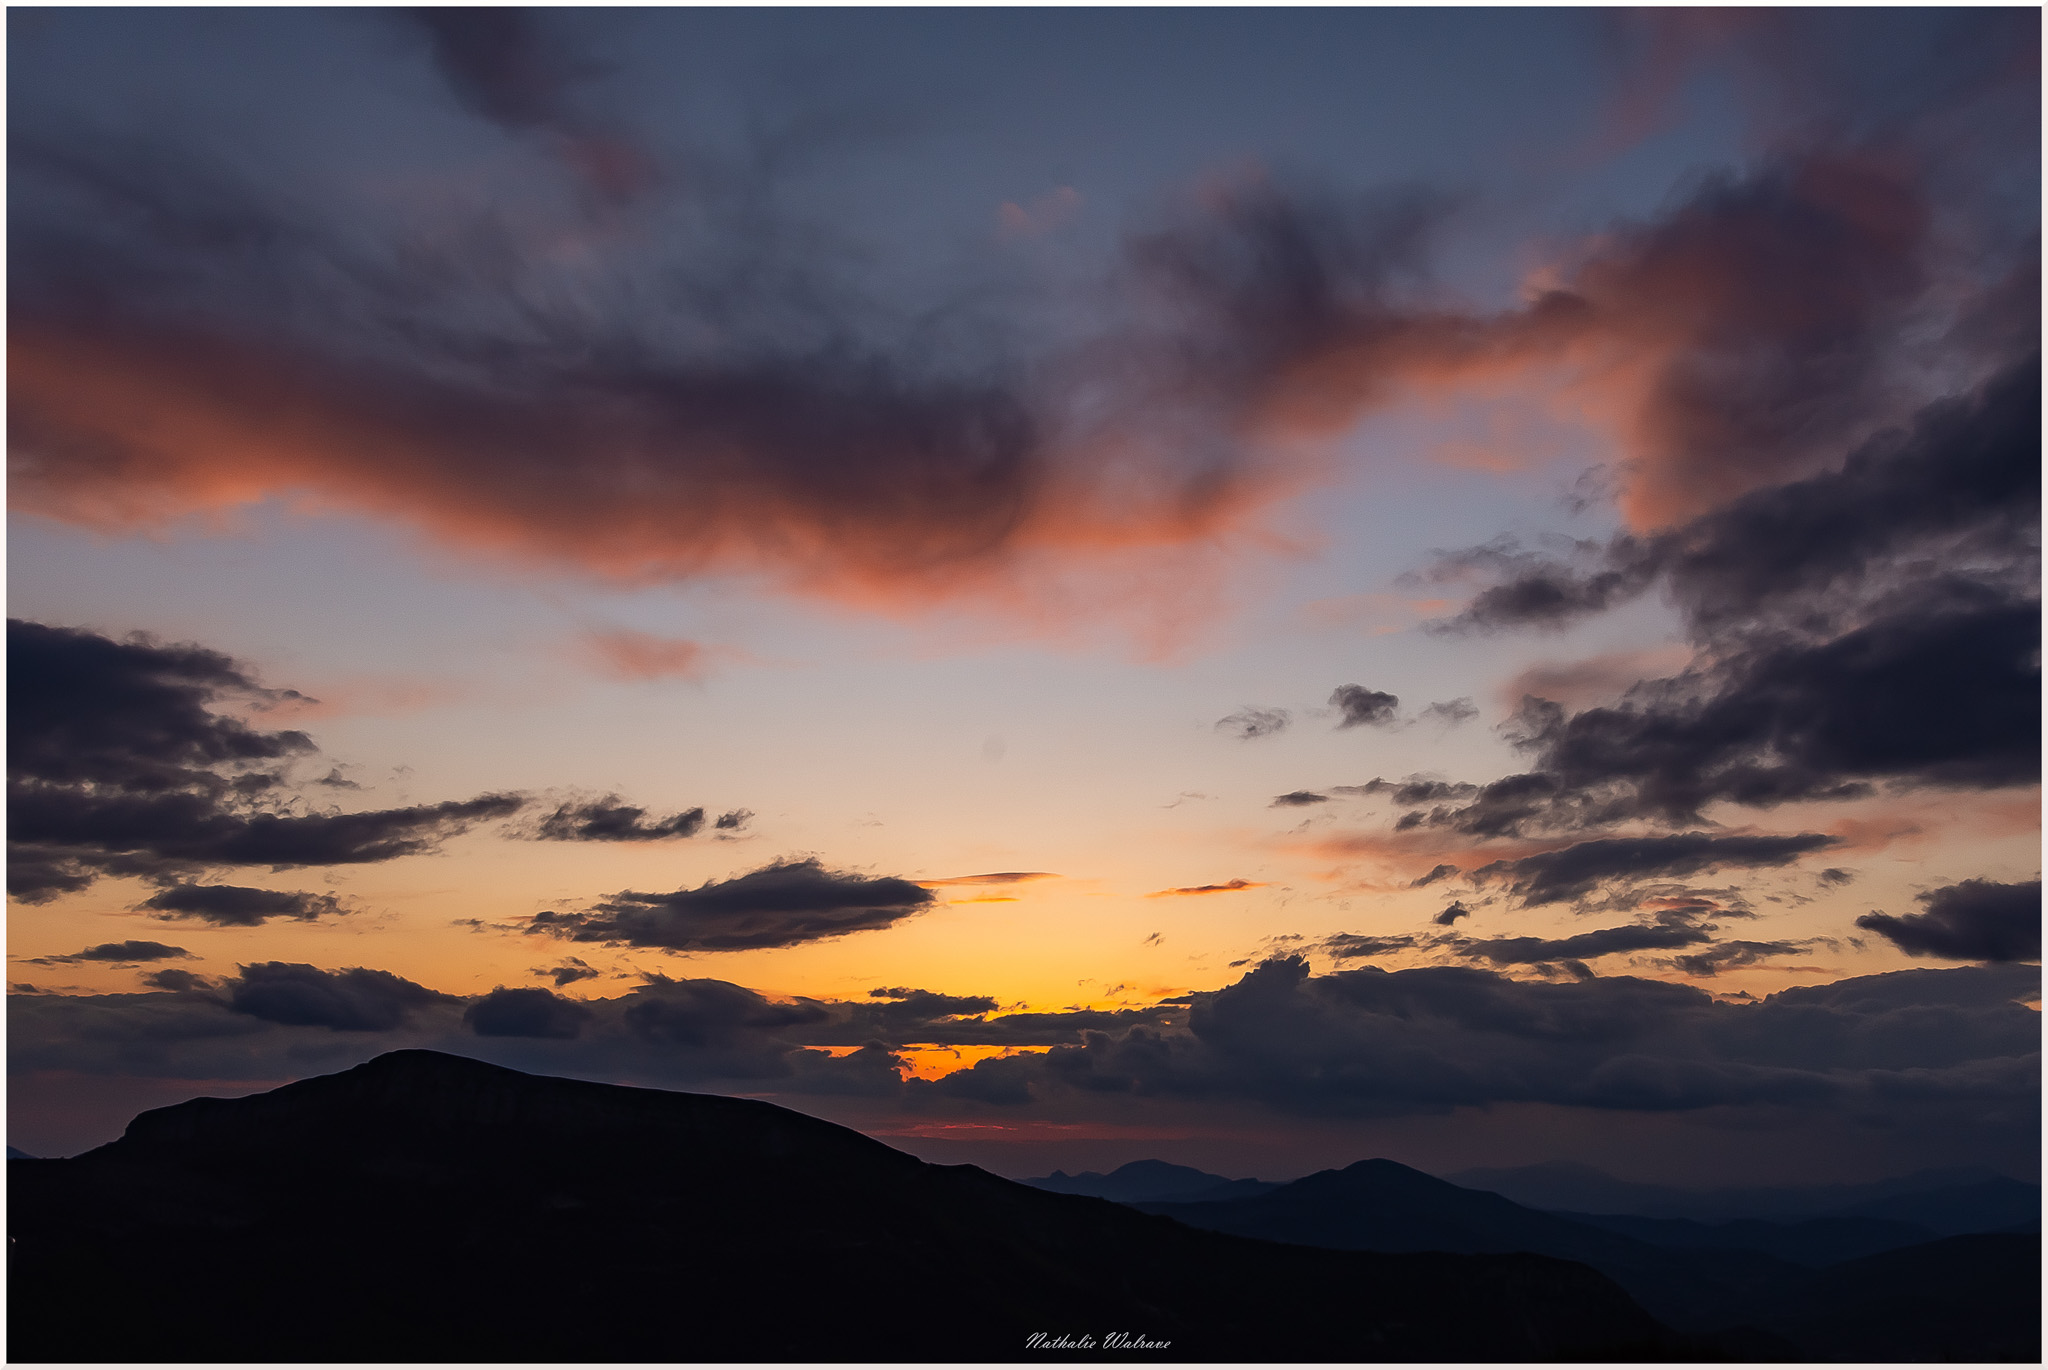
[1428,537,1655,633]
[405,8,592,133]
[12,786,524,899]
[530,857,936,952]
[398,9,654,205]
[909,956,2041,1121]
[7,621,527,901]
[8,617,312,793]
[1456,923,1712,966]
[228,962,456,1032]
[1416,583,2038,837]
[826,986,1006,1043]
[1351,777,1482,808]
[1668,940,1814,977]
[1419,697,1479,727]
[1217,708,1291,740]
[534,958,603,988]
[12,952,2036,1149]
[713,809,752,831]
[464,986,593,1040]
[1474,833,1839,908]
[1857,879,2042,963]
[621,975,830,1047]
[534,796,707,842]
[1412,863,1460,888]
[1323,933,1418,960]
[1396,360,2038,836]
[14,131,1391,623]
[138,883,347,926]
[1149,879,1266,897]
[7,54,2031,646]
[868,986,1000,1015]
[26,940,193,966]
[140,967,215,992]
[1271,791,1328,807]
[1537,155,1939,525]
[1441,357,2039,640]
[1433,901,1471,925]
[1330,685,1400,729]
[1819,867,1856,886]
[5,969,865,1093]
[876,1005,1180,1050]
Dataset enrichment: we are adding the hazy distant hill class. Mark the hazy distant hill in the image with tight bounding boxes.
[1446,1158,2039,1226]
[8,1051,1678,1363]
[1553,1209,1943,1267]
[1831,1178,2042,1235]
[1137,1157,2040,1360]
[1020,1159,1280,1204]
[1744,1233,2042,1362]
[1137,1157,1802,1335]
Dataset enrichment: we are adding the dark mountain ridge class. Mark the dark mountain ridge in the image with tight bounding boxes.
[1138,1157,1802,1334]
[1551,1209,1945,1267]
[1135,1156,2040,1360]
[1021,1159,1280,1204]
[1445,1158,2038,1225]
[8,1050,1679,1363]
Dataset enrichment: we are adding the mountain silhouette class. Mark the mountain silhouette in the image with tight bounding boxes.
[1446,1159,2036,1225]
[1136,1157,2040,1359]
[1021,1159,1279,1204]
[1552,1209,1942,1267]
[9,1050,1680,1363]
[1741,1233,2041,1362]
[1829,1177,2042,1236]
[1135,1157,1803,1335]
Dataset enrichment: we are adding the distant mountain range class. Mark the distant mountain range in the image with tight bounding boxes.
[1026,1155,2040,1236]
[8,1050,1681,1363]
[1444,1157,2041,1227]
[1021,1159,1281,1204]
[1124,1157,2038,1359]
[13,1053,2036,1361]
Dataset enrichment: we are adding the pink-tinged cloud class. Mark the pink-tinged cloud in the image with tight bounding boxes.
[1581,10,1779,162]
[1148,878,1268,897]
[9,143,1972,631]
[918,872,1061,888]
[997,186,1083,239]
[1238,154,1939,530]
[1498,645,1695,713]
[1304,829,1571,885]
[1299,591,1455,637]
[580,629,712,683]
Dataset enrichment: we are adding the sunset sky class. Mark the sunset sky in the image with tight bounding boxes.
[9,7,2040,1186]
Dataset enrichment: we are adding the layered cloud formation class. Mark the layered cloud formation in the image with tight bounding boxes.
[12,14,2033,629]
[6,620,748,911]
[12,956,2035,1168]
[528,859,938,952]
[6,9,2036,1183]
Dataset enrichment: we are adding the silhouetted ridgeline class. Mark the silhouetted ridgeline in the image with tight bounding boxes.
[1135,1158,2041,1361]
[9,1050,1679,1363]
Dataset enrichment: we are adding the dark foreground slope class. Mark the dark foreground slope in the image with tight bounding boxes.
[9,1050,1677,1364]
